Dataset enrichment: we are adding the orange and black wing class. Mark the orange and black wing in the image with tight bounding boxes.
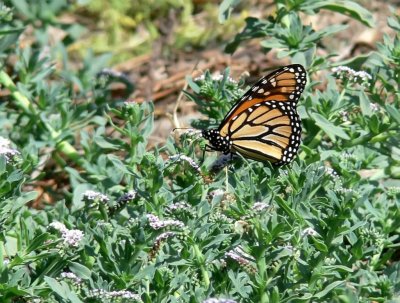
[219,64,306,137]
[203,64,306,166]
[227,100,301,165]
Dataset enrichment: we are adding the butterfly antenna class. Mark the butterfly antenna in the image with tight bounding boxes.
[172,127,191,132]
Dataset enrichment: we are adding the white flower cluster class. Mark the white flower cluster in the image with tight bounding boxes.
[370,103,379,111]
[180,129,202,136]
[60,272,82,284]
[168,154,201,175]
[325,167,339,178]
[155,232,176,242]
[117,190,137,203]
[123,100,137,108]
[226,246,254,261]
[301,227,318,237]
[282,243,301,259]
[339,110,349,122]
[49,222,84,247]
[0,136,20,163]
[332,66,372,84]
[224,246,256,273]
[88,289,142,301]
[146,214,184,230]
[336,187,355,194]
[209,189,225,198]
[82,190,109,203]
[252,202,269,212]
[387,187,400,196]
[194,73,237,83]
[166,201,191,213]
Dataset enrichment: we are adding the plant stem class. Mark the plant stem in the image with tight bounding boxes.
[0,70,83,166]
[193,243,210,288]
[0,70,33,114]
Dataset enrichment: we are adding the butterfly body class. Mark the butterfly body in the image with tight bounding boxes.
[203,64,306,166]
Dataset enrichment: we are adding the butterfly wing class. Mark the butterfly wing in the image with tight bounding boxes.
[227,101,301,165]
[219,64,306,137]
[216,64,306,165]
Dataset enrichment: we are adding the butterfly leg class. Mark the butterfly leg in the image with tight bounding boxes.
[201,144,213,163]
[205,144,216,152]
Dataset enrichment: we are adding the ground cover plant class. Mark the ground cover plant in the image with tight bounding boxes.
[0,0,400,302]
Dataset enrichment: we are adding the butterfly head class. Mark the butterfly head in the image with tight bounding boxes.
[202,129,231,154]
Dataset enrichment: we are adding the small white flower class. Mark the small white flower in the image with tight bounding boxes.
[325,167,339,178]
[146,214,184,230]
[49,222,84,247]
[155,232,176,242]
[62,229,84,247]
[388,187,400,195]
[88,289,142,301]
[210,189,225,197]
[123,100,136,106]
[370,103,379,111]
[194,73,237,84]
[301,227,318,237]
[168,154,201,174]
[166,201,191,213]
[182,129,202,136]
[49,222,67,233]
[82,190,109,203]
[252,202,269,212]
[336,187,354,194]
[225,245,255,264]
[0,137,20,163]
[339,110,349,122]
[0,136,11,147]
[60,272,82,284]
[332,66,371,84]
[194,74,205,81]
[117,190,136,204]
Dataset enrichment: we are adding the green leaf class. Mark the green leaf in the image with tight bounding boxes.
[387,16,400,31]
[225,17,270,54]
[44,276,83,303]
[386,104,400,124]
[107,155,132,175]
[302,0,374,27]
[359,90,372,116]
[311,112,350,140]
[44,277,68,300]
[69,262,92,280]
[312,237,328,252]
[275,196,300,221]
[219,0,241,23]
[314,280,345,298]
[93,136,119,149]
[25,233,50,253]
[133,265,156,281]
[369,114,379,134]
[185,76,200,94]
[332,53,372,70]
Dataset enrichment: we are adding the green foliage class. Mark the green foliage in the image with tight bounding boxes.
[0,1,400,303]
[224,0,373,56]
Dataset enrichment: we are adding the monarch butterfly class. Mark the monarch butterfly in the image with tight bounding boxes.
[202,64,307,166]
